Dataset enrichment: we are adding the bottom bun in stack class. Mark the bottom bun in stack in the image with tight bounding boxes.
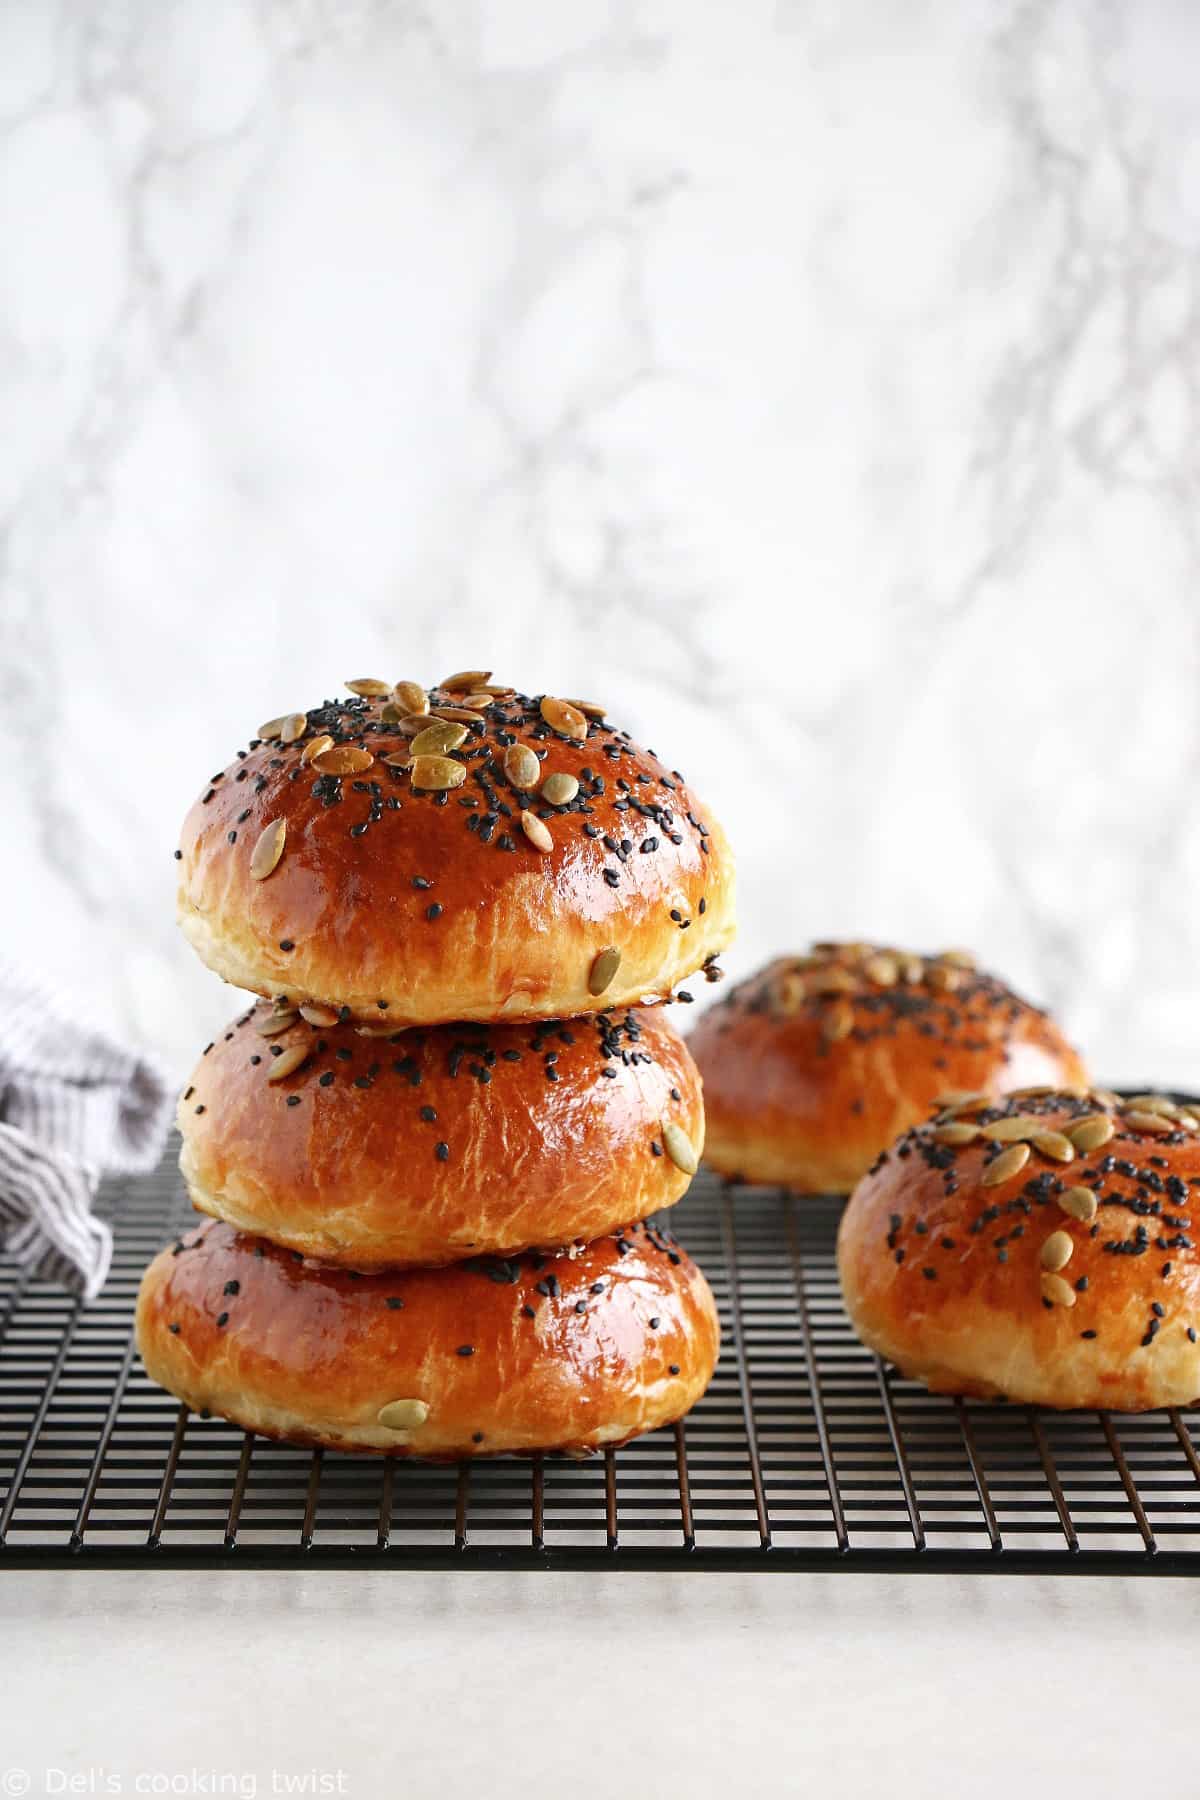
[138,1217,719,1459]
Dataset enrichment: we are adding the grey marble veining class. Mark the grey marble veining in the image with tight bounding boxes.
[1,0,1199,1084]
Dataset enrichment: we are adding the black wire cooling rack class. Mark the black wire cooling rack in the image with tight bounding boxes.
[3,1141,1200,1572]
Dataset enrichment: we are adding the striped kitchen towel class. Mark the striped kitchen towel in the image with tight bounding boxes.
[0,959,173,1298]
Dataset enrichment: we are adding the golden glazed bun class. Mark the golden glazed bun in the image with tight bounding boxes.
[838,1088,1200,1411]
[176,674,734,1024]
[689,943,1088,1193]
[180,1001,705,1268]
[136,1217,720,1458]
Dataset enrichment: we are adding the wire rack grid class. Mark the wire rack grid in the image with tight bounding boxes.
[2,1143,1200,1571]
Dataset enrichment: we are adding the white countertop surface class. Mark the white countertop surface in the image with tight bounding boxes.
[4,1571,1194,1797]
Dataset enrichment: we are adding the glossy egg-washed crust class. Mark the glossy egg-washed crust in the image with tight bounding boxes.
[689,944,1088,1194]
[179,1002,705,1268]
[176,676,734,1024]
[838,1088,1200,1411]
[136,1217,720,1459]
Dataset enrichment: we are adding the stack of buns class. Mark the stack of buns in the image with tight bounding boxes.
[137,672,735,1458]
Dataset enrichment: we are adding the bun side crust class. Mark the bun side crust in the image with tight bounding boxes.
[690,947,1088,1193]
[838,1090,1200,1410]
[179,1004,705,1267]
[177,684,734,1023]
[136,1218,720,1458]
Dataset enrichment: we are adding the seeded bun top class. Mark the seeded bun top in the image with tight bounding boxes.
[837,1087,1200,1411]
[689,942,1088,1194]
[136,1215,721,1459]
[179,999,705,1269]
[176,673,735,1025]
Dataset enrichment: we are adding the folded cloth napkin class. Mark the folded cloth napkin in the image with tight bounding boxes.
[0,958,174,1298]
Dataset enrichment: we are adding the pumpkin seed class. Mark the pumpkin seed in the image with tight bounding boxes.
[440,669,491,692]
[981,1142,1030,1186]
[1058,1186,1098,1224]
[1089,1088,1121,1110]
[410,720,468,757]
[1067,1114,1114,1152]
[254,1008,298,1036]
[267,1042,310,1082]
[939,949,977,969]
[1031,1130,1075,1163]
[565,698,606,720]
[863,953,898,986]
[410,755,466,791]
[932,1123,979,1146]
[429,706,485,724]
[301,734,335,765]
[981,1114,1044,1143]
[460,693,497,711]
[540,696,587,741]
[345,678,391,697]
[541,772,579,807]
[376,1399,429,1431]
[380,752,411,769]
[1124,1094,1178,1114]
[298,1003,340,1027]
[588,946,621,996]
[257,715,288,741]
[926,963,962,993]
[391,713,432,736]
[810,967,857,995]
[935,1089,991,1114]
[822,999,854,1042]
[1040,1229,1074,1271]
[312,745,375,776]
[504,744,540,789]
[1177,1112,1200,1131]
[392,681,428,716]
[250,819,287,880]
[770,971,806,1017]
[279,712,308,744]
[520,810,553,852]
[900,956,925,983]
[662,1121,698,1176]
[1123,1109,1174,1135]
[1040,1271,1076,1309]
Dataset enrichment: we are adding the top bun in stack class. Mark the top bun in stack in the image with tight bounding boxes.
[176,673,735,1025]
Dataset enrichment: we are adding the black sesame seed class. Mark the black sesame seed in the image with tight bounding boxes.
[386,1297,404,1310]
[426,903,443,921]
[223,1280,240,1297]
[435,1142,450,1161]
[216,1312,229,1328]
[456,1344,474,1357]
[669,1364,680,1375]
[279,939,294,951]
[168,1322,180,1334]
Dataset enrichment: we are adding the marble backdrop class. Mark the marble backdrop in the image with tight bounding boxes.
[2,0,1199,1085]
